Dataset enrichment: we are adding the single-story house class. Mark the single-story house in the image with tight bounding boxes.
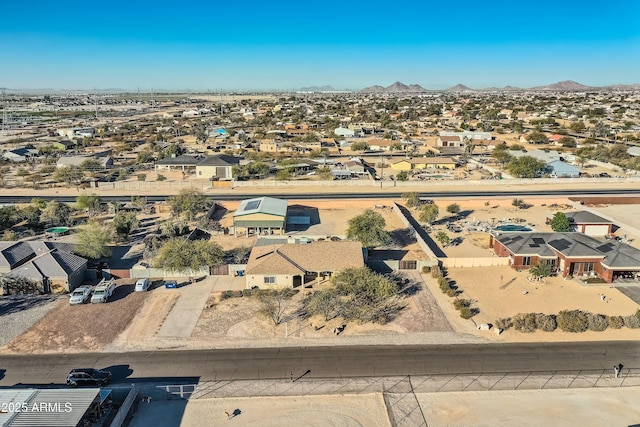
[334,127,356,138]
[390,157,457,171]
[195,154,242,180]
[491,232,640,283]
[367,139,396,151]
[245,240,365,289]
[52,140,76,150]
[154,155,202,172]
[545,160,580,178]
[57,155,113,169]
[1,147,39,163]
[233,197,288,236]
[0,241,88,292]
[436,135,462,147]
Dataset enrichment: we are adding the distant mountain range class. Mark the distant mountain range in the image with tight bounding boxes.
[353,80,640,93]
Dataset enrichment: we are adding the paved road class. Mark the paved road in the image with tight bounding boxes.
[0,342,638,387]
[0,188,639,203]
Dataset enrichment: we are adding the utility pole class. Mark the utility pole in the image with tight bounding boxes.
[1,88,6,135]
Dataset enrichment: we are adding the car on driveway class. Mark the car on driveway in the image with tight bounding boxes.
[66,368,112,387]
[135,278,151,292]
[69,285,92,305]
[90,279,116,303]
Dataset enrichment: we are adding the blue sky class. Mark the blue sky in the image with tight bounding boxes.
[2,0,639,90]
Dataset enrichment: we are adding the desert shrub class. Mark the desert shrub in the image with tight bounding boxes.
[438,277,450,293]
[587,313,608,332]
[422,266,431,274]
[446,289,457,297]
[556,309,589,333]
[431,267,443,279]
[459,307,473,319]
[535,313,557,332]
[512,313,537,333]
[220,290,235,300]
[608,315,624,329]
[242,288,261,298]
[453,299,471,310]
[623,315,640,329]
[495,318,512,330]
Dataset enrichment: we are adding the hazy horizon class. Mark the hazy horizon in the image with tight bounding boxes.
[2,0,639,91]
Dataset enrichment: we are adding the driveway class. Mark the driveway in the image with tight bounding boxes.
[157,276,246,338]
[615,284,640,305]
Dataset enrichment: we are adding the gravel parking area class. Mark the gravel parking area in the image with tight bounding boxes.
[0,295,62,348]
[3,283,148,354]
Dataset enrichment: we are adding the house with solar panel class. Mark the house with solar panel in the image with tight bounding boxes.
[0,241,88,292]
[490,232,640,283]
[232,197,288,236]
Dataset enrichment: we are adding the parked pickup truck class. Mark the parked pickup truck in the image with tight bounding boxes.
[90,279,116,303]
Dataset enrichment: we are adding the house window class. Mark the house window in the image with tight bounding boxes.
[583,262,594,273]
[264,276,275,284]
[522,257,532,266]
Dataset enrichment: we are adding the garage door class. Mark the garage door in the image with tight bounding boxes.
[583,225,609,236]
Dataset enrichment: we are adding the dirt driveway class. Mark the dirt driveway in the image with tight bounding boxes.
[5,282,148,354]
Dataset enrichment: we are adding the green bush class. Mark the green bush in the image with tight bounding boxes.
[446,289,457,297]
[421,266,431,274]
[459,307,473,319]
[556,310,589,332]
[220,290,235,300]
[587,313,608,332]
[608,315,624,329]
[453,299,471,310]
[512,313,537,333]
[431,267,443,279]
[242,288,261,298]
[438,278,450,293]
[623,315,640,329]
[535,313,557,332]
[495,318,512,330]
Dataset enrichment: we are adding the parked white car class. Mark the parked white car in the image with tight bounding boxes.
[69,285,92,305]
[90,279,116,303]
[135,278,151,292]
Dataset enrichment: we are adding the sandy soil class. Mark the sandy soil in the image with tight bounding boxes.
[179,394,391,427]
[434,265,640,342]
[417,387,640,427]
[3,282,148,354]
[193,273,451,343]
[110,288,180,347]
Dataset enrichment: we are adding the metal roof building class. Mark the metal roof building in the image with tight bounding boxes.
[233,197,288,237]
[0,388,104,427]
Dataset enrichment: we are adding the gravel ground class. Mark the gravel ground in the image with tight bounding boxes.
[0,295,62,347]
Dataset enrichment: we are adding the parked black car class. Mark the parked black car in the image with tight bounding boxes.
[66,368,112,387]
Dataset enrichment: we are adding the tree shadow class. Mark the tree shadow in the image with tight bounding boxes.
[0,295,58,317]
[109,284,134,302]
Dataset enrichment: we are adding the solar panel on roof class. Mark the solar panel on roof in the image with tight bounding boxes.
[529,244,539,248]
[532,238,546,245]
[596,243,615,253]
[552,239,571,251]
[244,200,261,211]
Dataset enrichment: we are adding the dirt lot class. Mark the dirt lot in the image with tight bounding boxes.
[4,282,148,354]
[193,272,452,342]
[427,265,640,342]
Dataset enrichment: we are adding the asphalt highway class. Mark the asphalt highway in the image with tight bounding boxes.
[0,342,638,387]
[0,188,639,203]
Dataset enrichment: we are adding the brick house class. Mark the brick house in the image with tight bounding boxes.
[491,232,640,283]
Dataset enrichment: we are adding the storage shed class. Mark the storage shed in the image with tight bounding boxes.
[233,197,288,236]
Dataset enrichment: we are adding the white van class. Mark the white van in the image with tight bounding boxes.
[135,278,151,292]
[90,279,116,303]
